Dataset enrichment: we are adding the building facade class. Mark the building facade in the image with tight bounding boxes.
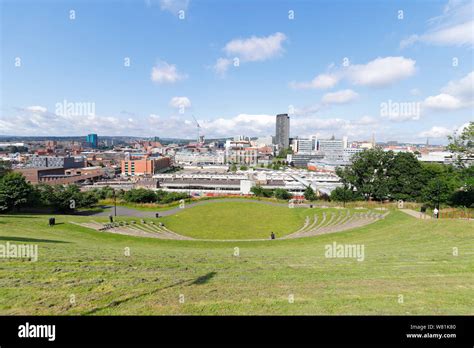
[121,156,171,176]
[275,114,290,150]
[29,156,85,169]
[86,134,98,148]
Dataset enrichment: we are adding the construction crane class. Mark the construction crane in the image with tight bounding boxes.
[191,114,202,143]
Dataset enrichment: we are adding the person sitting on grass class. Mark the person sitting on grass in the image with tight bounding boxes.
[270,232,275,240]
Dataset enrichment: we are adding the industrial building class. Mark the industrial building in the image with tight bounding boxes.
[153,169,341,198]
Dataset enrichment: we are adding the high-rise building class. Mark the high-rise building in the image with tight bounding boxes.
[86,133,98,148]
[275,113,290,150]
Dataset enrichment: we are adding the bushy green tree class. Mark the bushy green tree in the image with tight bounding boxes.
[0,172,33,212]
[155,190,189,204]
[386,152,424,201]
[123,188,157,203]
[251,185,273,197]
[274,188,292,200]
[0,160,12,178]
[35,184,97,213]
[421,178,457,208]
[330,186,361,202]
[447,121,473,167]
[304,186,317,201]
[336,148,393,201]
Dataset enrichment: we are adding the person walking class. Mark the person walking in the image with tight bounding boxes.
[433,207,439,219]
[420,205,427,219]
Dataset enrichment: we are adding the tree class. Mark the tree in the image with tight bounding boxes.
[251,185,273,197]
[0,160,12,178]
[230,163,237,172]
[421,177,457,208]
[34,184,99,212]
[304,186,317,201]
[240,165,248,171]
[330,186,361,203]
[336,148,394,201]
[123,188,157,203]
[156,190,189,204]
[386,152,424,201]
[451,166,474,207]
[277,147,293,158]
[274,188,292,200]
[79,191,99,207]
[447,121,473,167]
[0,172,33,212]
[272,163,281,170]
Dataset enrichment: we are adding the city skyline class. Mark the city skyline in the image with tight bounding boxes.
[1,0,473,144]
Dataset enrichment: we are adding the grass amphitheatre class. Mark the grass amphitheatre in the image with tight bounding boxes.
[0,198,472,315]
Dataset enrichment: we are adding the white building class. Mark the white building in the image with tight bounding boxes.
[293,138,313,154]
[174,151,225,165]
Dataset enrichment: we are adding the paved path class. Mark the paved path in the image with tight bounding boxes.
[400,209,432,219]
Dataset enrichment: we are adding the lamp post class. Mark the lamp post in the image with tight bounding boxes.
[113,189,117,217]
[436,181,440,219]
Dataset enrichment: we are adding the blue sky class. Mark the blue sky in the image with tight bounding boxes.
[1,0,473,143]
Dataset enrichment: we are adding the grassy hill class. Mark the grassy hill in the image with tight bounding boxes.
[0,208,472,315]
[159,201,309,239]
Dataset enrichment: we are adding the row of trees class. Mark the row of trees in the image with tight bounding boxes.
[250,185,293,200]
[0,172,192,213]
[79,185,190,204]
[120,188,189,204]
[332,149,472,207]
[0,172,98,213]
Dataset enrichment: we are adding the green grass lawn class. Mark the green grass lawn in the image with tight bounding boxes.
[159,201,309,239]
[0,208,472,315]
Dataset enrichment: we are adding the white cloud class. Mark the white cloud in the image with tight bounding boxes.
[169,96,191,109]
[400,0,474,48]
[423,71,474,110]
[199,113,381,139]
[213,58,232,76]
[356,115,378,125]
[290,56,416,90]
[1,106,385,140]
[223,32,287,62]
[291,104,322,116]
[422,21,474,46]
[322,89,358,104]
[25,105,47,113]
[289,73,340,90]
[155,0,190,14]
[151,60,186,83]
[418,126,453,138]
[441,71,474,99]
[423,93,463,110]
[346,57,416,87]
[0,108,144,136]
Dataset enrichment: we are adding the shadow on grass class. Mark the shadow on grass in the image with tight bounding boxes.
[83,272,217,315]
[189,271,217,285]
[0,236,70,244]
[0,215,39,218]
